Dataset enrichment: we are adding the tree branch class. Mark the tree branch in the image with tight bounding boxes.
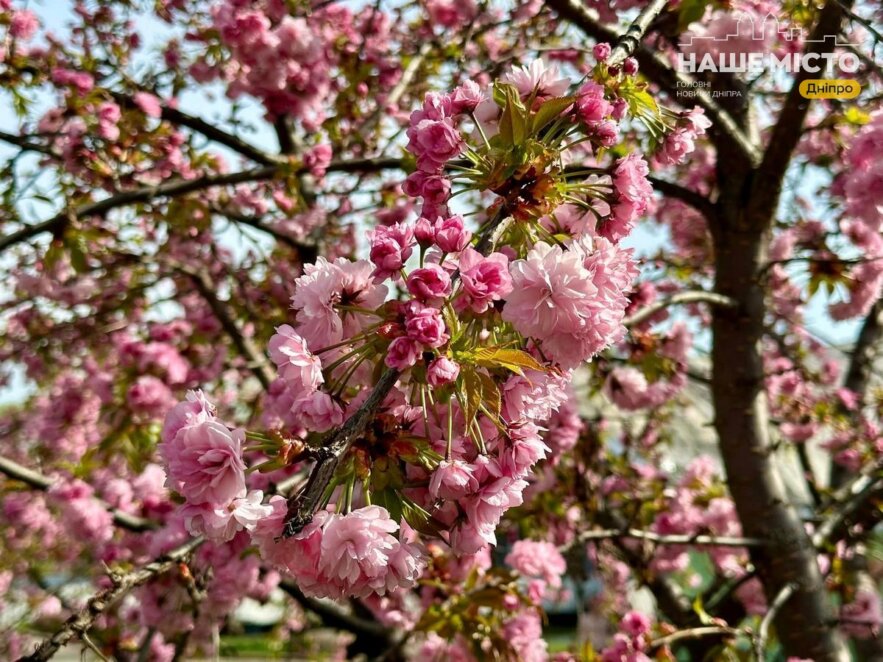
[0,454,156,533]
[755,582,797,659]
[750,0,853,218]
[648,626,743,653]
[174,266,276,391]
[112,92,280,166]
[211,205,319,263]
[545,0,761,166]
[624,290,736,328]
[18,536,205,662]
[647,176,716,218]
[279,580,388,637]
[577,527,767,548]
[605,0,669,67]
[0,130,57,157]
[0,156,403,253]
[813,458,883,548]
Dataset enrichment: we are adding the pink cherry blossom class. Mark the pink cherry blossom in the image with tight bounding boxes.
[406,264,452,303]
[430,459,479,499]
[160,418,246,507]
[268,324,323,398]
[427,357,460,386]
[458,248,512,313]
[385,336,421,370]
[505,540,566,588]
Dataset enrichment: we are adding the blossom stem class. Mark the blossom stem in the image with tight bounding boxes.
[470,111,491,150]
[445,395,454,461]
[344,478,354,514]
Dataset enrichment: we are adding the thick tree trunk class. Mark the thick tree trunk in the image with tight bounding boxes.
[834,299,883,659]
[710,191,849,660]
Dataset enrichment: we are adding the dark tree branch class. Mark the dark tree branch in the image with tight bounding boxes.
[750,0,854,220]
[175,266,276,391]
[544,0,761,166]
[279,580,396,658]
[282,367,401,537]
[19,537,205,662]
[212,205,320,263]
[647,176,716,218]
[624,290,735,328]
[0,156,403,252]
[605,0,669,67]
[0,130,56,156]
[112,92,279,166]
[273,116,296,156]
[576,527,767,548]
[0,454,157,532]
[814,458,883,548]
[706,4,856,658]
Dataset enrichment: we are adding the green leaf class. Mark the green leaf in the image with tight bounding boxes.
[531,95,576,135]
[458,366,483,426]
[401,497,443,537]
[494,83,529,147]
[43,240,64,270]
[372,487,404,522]
[477,371,501,421]
[471,347,546,375]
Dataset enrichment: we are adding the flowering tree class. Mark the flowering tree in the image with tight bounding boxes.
[1,0,881,660]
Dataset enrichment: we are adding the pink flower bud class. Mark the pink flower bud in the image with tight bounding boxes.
[427,357,460,386]
[429,459,479,499]
[593,42,611,61]
[385,336,421,370]
[404,304,449,348]
[623,57,639,76]
[406,264,452,303]
[434,215,471,253]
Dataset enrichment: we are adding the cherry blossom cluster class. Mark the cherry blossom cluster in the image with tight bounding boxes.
[202,0,398,128]
[159,59,653,603]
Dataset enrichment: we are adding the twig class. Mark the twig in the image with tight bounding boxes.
[647,626,744,653]
[112,92,280,166]
[282,367,401,536]
[210,205,319,263]
[749,0,854,219]
[0,157,403,253]
[545,0,761,166]
[79,633,110,662]
[18,537,204,662]
[647,176,716,218]
[576,527,767,548]
[176,266,276,390]
[0,454,156,532]
[0,130,57,156]
[812,463,883,547]
[755,582,797,659]
[606,0,669,67]
[624,291,736,328]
